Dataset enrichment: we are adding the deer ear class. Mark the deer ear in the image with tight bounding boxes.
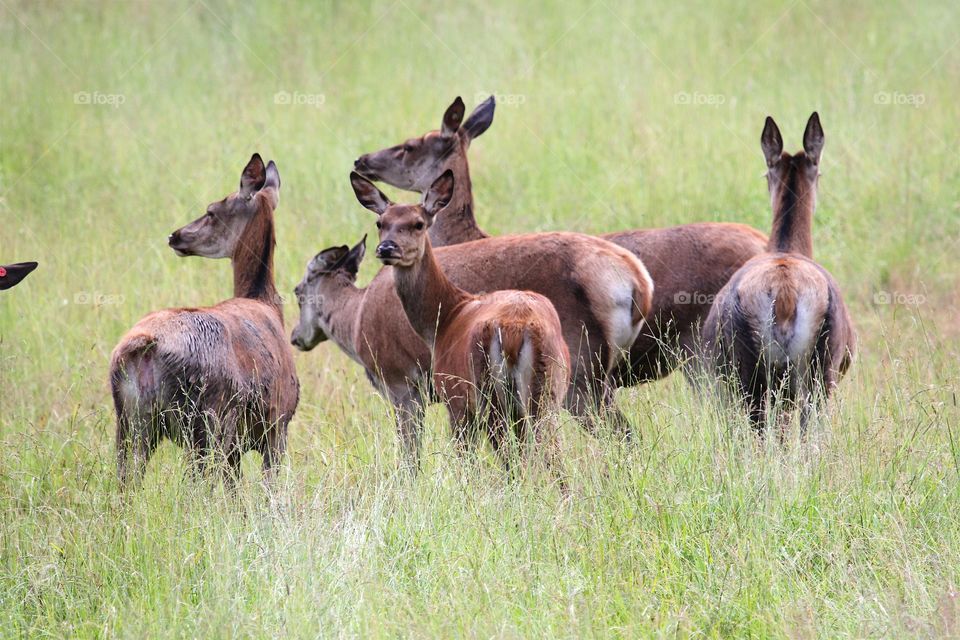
[423,169,454,218]
[803,112,824,164]
[350,171,392,215]
[259,160,281,208]
[462,96,495,142]
[441,97,466,137]
[342,235,367,275]
[761,117,784,168]
[313,246,349,273]
[240,153,267,196]
[264,160,281,191]
[0,261,38,290]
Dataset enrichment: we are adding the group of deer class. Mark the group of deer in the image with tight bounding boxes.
[105,96,855,488]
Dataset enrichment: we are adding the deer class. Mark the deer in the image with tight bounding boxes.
[701,113,855,436]
[361,169,570,472]
[352,96,769,389]
[291,235,433,467]
[109,154,299,488]
[291,192,653,471]
[0,262,38,290]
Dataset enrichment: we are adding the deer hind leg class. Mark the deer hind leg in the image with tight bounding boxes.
[799,360,833,439]
[737,358,769,439]
[218,409,243,491]
[258,412,290,490]
[116,408,159,490]
[528,381,567,491]
[113,369,161,490]
[448,401,490,483]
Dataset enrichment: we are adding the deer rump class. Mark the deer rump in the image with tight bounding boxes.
[432,290,570,424]
[702,254,854,405]
[110,300,297,469]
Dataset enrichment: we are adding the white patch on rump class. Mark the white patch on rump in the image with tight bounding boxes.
[513,336,535,412]
[605,277,644,353]
[758,289,825,367]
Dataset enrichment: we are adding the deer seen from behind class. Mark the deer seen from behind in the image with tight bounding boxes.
[109,154,299,488]
[355,170,570,474]
[701,113,855,436]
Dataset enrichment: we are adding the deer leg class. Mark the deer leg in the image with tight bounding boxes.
[799,364,831,439]
[389,387,426,473]
[533,411,567,493]
[487,412,514,476]
[216,410,242,491]
[565,374,633,442]
[118,412,159,489]
[259,415,289,490]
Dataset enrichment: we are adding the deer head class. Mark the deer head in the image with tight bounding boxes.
[168,153,281,259]
[353,96,494,193]
[290,236,366,350]
[350,171,455,267]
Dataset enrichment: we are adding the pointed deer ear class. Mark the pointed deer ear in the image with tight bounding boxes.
[441,97,465,137]
[264,160,281,191]
[313,246,349,274]
[0,261,38,290]
[342,235,367,275]
[761,117,784,167]
[240,153,267,196]
[259,160,281,208]
[423,170,454,219]
[350,172,392,215]
[803,112,824,164]
[462,96,495,142]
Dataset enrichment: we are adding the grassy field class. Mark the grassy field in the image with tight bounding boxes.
[2,0,959,636]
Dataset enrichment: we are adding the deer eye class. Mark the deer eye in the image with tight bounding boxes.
[403,144,413,153]
[414,221,425,231]
[375,220,382,230]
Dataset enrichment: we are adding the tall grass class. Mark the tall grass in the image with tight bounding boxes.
[1,0,958,636]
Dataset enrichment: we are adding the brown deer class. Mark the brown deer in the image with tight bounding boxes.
[353,96,768,387]
[291,235,432,466]
[701,113,855,435]
[366,169,570,471]
[0,262,38,290]
[292,195,653,471]
[110,154,299,488]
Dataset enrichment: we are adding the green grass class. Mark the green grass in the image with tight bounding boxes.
[2,0,959,636]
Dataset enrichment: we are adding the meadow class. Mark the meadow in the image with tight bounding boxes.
[1,0,959,636]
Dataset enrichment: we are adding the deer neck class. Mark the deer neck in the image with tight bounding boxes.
[427,157,489,247]
[325,284,366,362]
[391,240,469,347]
[768,171,815,258]
[232,201,281,316]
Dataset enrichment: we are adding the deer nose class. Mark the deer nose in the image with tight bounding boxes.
[354,156,366,170]
[376,240,400,260]
[167,230,181,246]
